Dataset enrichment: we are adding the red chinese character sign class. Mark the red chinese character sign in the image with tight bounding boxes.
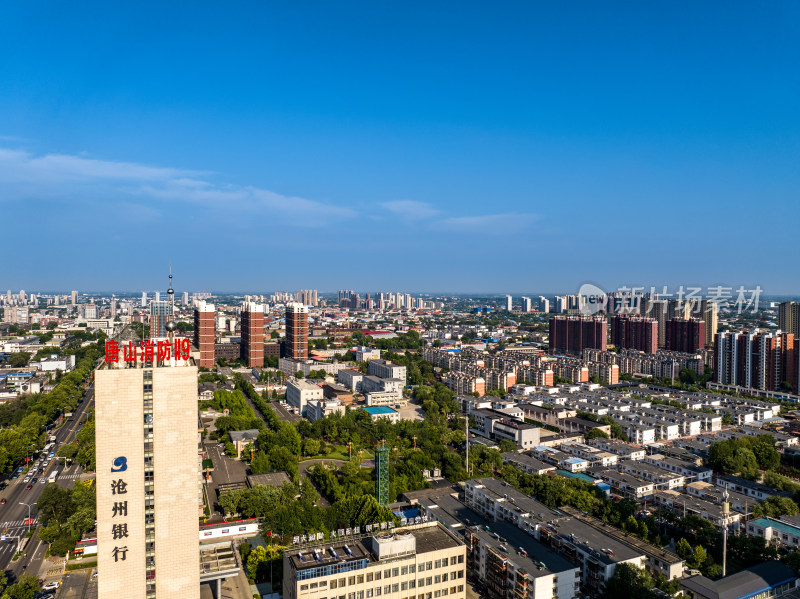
[105,338,190,363]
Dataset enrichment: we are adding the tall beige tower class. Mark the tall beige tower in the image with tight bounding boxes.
[96,339,200,599]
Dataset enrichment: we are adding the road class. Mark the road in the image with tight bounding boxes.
[0,381,95,579]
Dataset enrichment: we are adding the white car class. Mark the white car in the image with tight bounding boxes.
[42,582,60,591]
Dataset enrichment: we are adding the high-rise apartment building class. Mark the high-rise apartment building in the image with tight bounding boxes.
[296,289,318,307]
[286,303,309,361]
[665,318,705,353]
[714,330,798,393]
[149,301,170,339]
[538,296,550,313]
[141,292,148,307]
[779,302,800,337]
[193,301,216,369]
[241,302,265,367]
[506,295,513,311]
[522,297,532,312]
[71,290,78,305]
[610,315,658,354]
[96,341,200,598]
[549,316,607,354]
[640,298,668,347]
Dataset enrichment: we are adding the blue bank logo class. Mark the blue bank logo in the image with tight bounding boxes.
[111,456,128,472]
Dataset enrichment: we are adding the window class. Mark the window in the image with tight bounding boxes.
[321,582,328,587]
[434,576,441,585]
[376,589,381,597]
[434,592,441,598]
[384,587,391,595]
[426,578,432,586]
[367,591,373,598]
[311,583,318,589]
[458,587,463,593]
[350,577,356,586]
[458,556,464,564]
[376,573,382,581]
[410,581,416,589]
[340,579,347,588]
[418,564,425,573]
[358,576,365,584]
[442,574,448,583]
[427,562,432,571]
[401,567,409,576]
[457,571,463,579]
[331,581,338,590]
[418,580,424,588]
[442,590,447,596]
[393,569,399,578]
[402,583,409,591]
[302,585,309,591]
[367,574,374,583]
[410,565,416,574]
[450,557,457,566]
[434,560,441,569]
[392,585,399,594]
[385,570,391,579]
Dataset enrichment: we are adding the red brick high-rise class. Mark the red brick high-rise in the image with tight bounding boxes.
[549,315,607,354]
[611,315,658,354]
[193,300,216,369]
[286,303,309,361]
[665,318,705,353]
[241,302,265,367]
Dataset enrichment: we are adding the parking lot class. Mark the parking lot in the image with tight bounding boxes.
[55,570,94,599]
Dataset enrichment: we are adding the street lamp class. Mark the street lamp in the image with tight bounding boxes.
[19,502,33,534]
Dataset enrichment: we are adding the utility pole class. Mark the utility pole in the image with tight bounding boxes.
[465,414,469,477]
[722,490,730,577]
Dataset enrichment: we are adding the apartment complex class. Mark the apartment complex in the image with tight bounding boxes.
[241,302,265,367]
[779,302,800,337]
[610,315,657,354]
[149,301,170,339]
[549,316,607,354]
[665,318,705,353]
[287,302,310,361]
[193,300,215,369]
[714,330,798,393]
[283,522,467,599]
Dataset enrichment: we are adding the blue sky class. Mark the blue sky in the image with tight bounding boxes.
[1,2,798,294]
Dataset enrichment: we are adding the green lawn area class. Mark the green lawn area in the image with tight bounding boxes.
[303,445,375,462]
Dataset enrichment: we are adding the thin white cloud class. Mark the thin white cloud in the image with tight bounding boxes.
[381,200,440,220]
[0,147,355,222]
[437,212,539,233]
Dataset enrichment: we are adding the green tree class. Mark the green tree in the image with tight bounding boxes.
[676,537,692,559]
[0,574,40,599]
[7,352,31,368]
[36,485,74,524]
[585,428,610,440]
[752,496,800,519]
[690,545,708,569]
[601,563,655,599]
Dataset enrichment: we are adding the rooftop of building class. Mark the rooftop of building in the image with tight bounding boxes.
[284,522,463,573]
[247,472,292,489]
[229,429,260,443]
[363,406,398,415]
[681,561,797,599]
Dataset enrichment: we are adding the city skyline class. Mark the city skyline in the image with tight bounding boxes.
[1,2,798,292]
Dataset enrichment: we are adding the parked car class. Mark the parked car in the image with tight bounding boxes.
[25,484,32,490]
[42,582,60,591]
[0,498,7,504]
